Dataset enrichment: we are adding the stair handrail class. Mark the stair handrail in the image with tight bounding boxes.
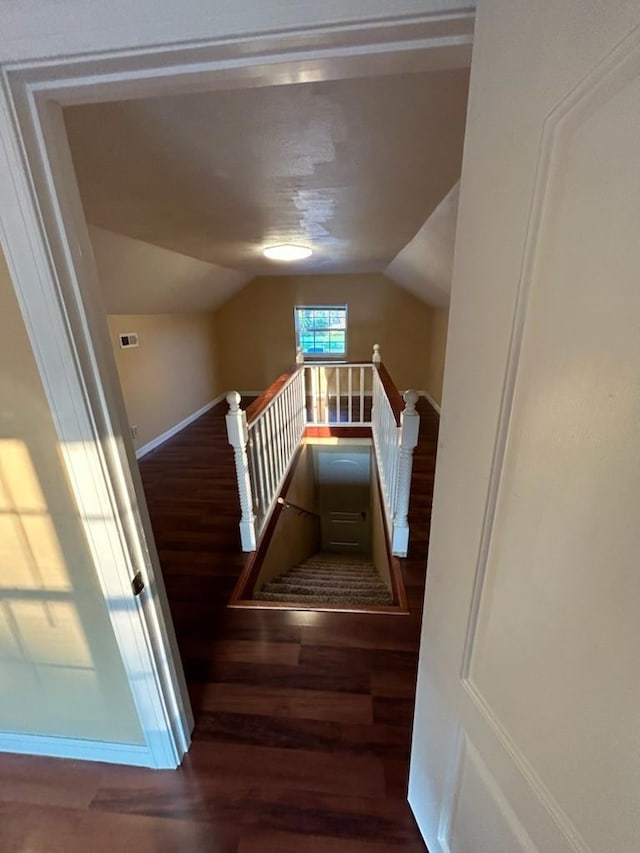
[370,345,420,557]
[276,496,319,518]
[226,365,307,550]
[227,343,419,555]
[245,364,301,426]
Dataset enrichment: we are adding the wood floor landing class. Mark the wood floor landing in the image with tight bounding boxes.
[0,398,439,853]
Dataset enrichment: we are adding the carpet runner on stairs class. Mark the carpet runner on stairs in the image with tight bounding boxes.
[254,552,393,606]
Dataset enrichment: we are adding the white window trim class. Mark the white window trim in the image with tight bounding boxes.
[295,304,348,361]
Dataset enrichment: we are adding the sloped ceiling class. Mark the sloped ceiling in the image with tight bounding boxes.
[385,182,459,307]
[89,226,249,314]
[65,68,469,286]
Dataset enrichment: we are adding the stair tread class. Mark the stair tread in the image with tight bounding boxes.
[264,581,389,594]
[253,551,393,607]
[274,577,386,590]
[294,563,376,570]
[299,562,376,571]
[255,590,393,606]
[302,553,373,562]
[285,569,379,580]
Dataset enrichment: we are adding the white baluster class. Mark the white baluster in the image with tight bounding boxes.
[310,365,319,424]
[323,366,329,423]
[251,423,268,523]
[273,398,284,483]
[372,343,381,364]
[259,417,273,499]
[265,406,278,492]
[391,390,420,557]
[348,367,353,423]
[225,392,257,551]
[279,394,288,477]
[299,370,306,437]
[360,366,365,423]
[296,374,303,439]
[336,366,341,423]
[285,383,293,459]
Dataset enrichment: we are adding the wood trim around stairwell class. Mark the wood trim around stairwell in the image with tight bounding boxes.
[304,426,372,439]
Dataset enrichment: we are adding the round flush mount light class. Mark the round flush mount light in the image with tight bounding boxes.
[263,244,312,262]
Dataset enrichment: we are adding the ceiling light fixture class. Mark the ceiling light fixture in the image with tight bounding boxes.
[263,244,312,262]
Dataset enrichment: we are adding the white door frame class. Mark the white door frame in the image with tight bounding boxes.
[0,6,473,768]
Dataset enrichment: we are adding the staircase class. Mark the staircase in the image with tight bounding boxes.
[254,552,393,607]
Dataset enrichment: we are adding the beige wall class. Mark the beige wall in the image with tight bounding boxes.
[255,444,319,590]
[108,313,222,451]
[214,273,433,393]
[0,248,143,742]
[425,307,449,407]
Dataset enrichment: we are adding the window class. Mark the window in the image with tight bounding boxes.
[294,305,347,359]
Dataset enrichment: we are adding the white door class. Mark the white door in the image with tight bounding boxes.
[410,3,640,852]
[322,511,368,553]
[315,446,371,553]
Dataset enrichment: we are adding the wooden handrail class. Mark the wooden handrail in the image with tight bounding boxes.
[376,363,404,425]
[301,360,372,366]
[276,497,319,519]
[245,364,299,425]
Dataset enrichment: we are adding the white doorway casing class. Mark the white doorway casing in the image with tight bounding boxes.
[0,4,473,769]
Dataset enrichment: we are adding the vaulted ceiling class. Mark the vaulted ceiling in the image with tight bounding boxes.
[65,67,469,308]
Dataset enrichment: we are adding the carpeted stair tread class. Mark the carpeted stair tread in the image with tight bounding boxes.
[262,579,389,595]
[298,553,373,563]
[288,564,377,572]
[255,590,393,606]
[263,574,386,589]
[296,561,378,572]
[285,569,379,582]
[253,550,393,607]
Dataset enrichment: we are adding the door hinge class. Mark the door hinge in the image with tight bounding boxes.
[131,571,145,597]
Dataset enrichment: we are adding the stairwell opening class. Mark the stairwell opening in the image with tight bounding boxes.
[230,438,409,613]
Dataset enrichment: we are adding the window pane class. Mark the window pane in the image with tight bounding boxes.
[313,311,331,330]
[314,331,331,351]
[296,306,346,356]
[328,331,345,352]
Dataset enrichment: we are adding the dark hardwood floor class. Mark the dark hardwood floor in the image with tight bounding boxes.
[0,398,439,852]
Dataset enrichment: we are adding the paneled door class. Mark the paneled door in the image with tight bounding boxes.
[315,445,371,553]
[322,511,369,554]
[409,2,640,852]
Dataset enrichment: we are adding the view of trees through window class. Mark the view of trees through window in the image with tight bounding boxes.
[295,305,347,357]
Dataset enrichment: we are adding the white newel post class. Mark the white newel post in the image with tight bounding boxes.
[296,346,305,364]
[372,343,381,364]
[225,391,257,551]
[392,389,420,557]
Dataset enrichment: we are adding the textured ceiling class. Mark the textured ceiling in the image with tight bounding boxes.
[65,69,469,277]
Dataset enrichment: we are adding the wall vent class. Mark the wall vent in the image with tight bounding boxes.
[119,332,139,349]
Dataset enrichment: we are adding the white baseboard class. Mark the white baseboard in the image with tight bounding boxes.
[0,731,153,767]
[417,390,442,415]
[135,393,227,459]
